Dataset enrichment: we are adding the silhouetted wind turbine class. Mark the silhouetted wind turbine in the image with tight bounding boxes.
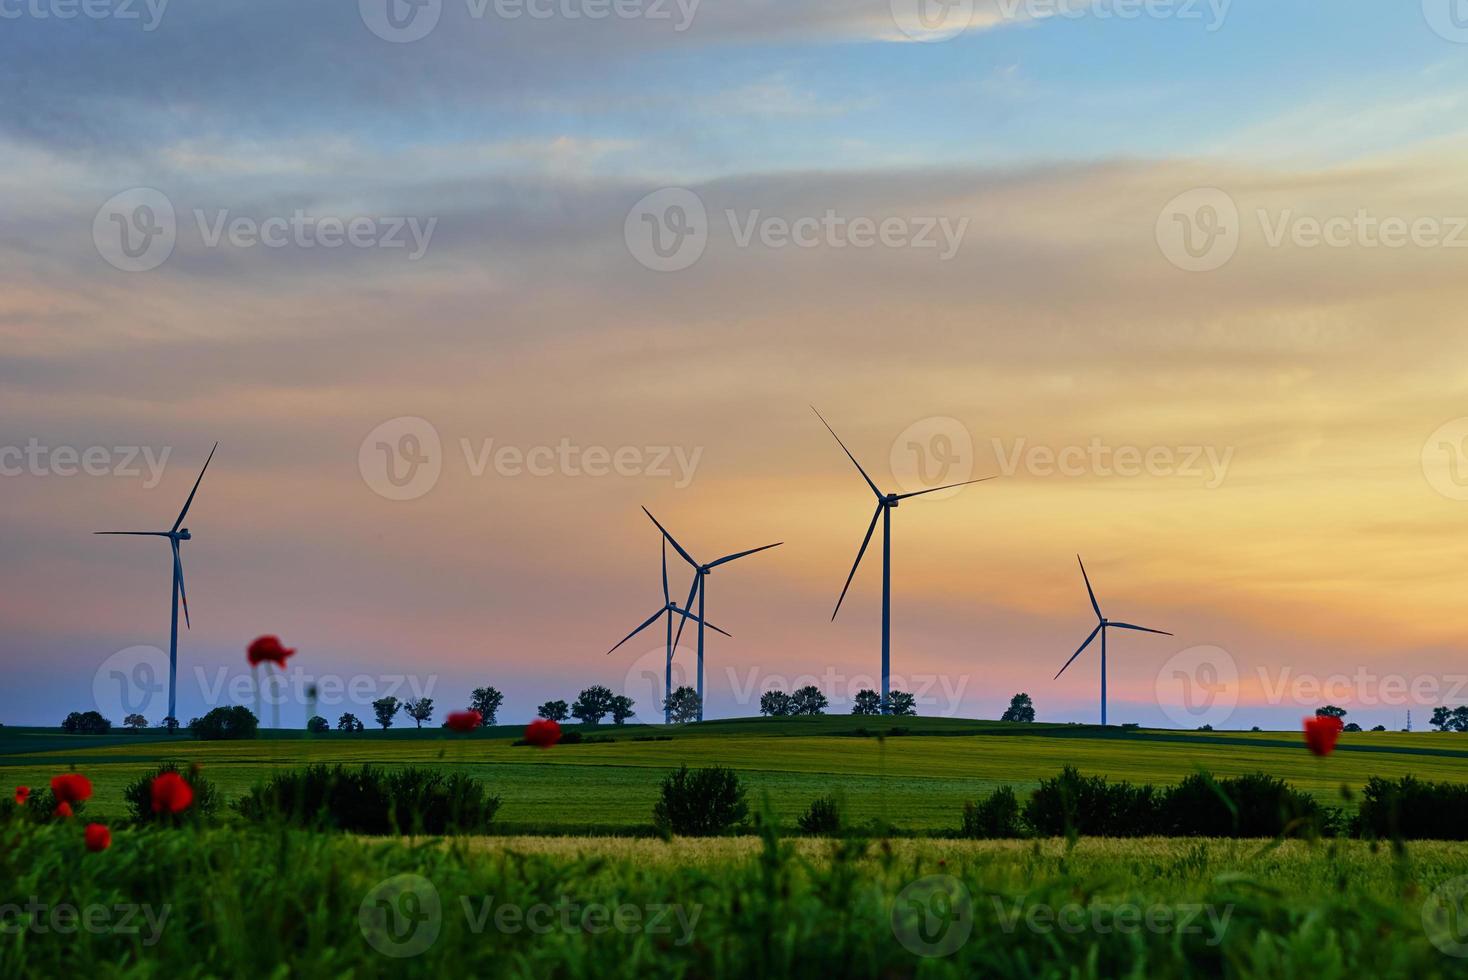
[1054,556,1172,726]
[814,408,993,713]
[643,507,781,722]
[607,538,729,723]
[95,443,217,725]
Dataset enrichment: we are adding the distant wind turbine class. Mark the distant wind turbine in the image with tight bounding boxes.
[95,443,218,725]
[607,538,729,723]
[643,507,781,722]
[814,407,993,713]
[1053,556,1172,726]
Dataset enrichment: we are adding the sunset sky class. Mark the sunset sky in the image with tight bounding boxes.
[5,1,1468,730]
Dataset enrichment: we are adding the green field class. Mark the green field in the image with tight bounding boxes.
[6,716,1467,831]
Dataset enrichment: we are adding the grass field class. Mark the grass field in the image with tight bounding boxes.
[6,715,1467,831]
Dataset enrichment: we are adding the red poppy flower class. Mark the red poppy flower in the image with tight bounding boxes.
[84,823,111,852]
[50,773,93,805]
[525,718,562,749]
[150,772,194,815]
[14,786,28,806]
[1304,714,1344,756]
[446,710,482,733]
[55,801,73,819]
[247,635,296,667]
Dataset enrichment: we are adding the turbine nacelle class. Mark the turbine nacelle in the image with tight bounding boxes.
[884,493,900,508]
[176,529,192,541]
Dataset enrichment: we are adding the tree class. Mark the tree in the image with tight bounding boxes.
[886,691,917,717]
[1343,722,1362,733]
[188,706,258,740]
[790,685,828,717]
[571,685,615,725]
[163,716,180,733]
[609,695,636,725]
[1371,725,1386,732]
[469,687,504,726]
[537,699,570,722]
[1454,706,1468,732]
[372,697,400,730]
[306,716,330,734]
[1316,705,1347,719]
[123,713,149,730]
[665,686,701,724]
[851,690,882,716]
[1001,693,1036,723]
[1431,706,1453,731]
[403,697,435,728]
[759,691,792,717]
[337,712,365,732]
[61,711,112,734]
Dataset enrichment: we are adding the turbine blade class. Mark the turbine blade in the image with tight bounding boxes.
[1109,622,1173,636]
[607,608,665,655]
[172,442,218,532]
[641,507,698,569]
[672,574,700,649]
[811,406,882,500]
[1054,624,1102,680]
[832,503,882,620]
[1078,555,1102,620]
[94,531,170,536]
[894,476,998,501]
[673,606,732,639]
[172,539,191,630]
[707,541,782,569]
[661,538,669,605]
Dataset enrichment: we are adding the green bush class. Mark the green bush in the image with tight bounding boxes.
[236,764,501,834]
[961,786,1022,839]
[796,795,842,835]
[1358,775,1468,840]
[652,765,747,836]
[1024,766,1162,837]
[1161,772,1328,838]
[123,763,221,825]
[189,706,259,740]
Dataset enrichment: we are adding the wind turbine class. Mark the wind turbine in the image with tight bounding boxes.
[643,507,780,722]
[1053,556,1172,726]
[95,443,217,726]
[607,538,729,723]
[814,408,993,713]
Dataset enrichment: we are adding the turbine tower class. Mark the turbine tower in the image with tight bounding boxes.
[814,408,993,713]
[606,538,727,723]
[1054,556,1172,726]
[95,443,217,726]
[643,507,780,722]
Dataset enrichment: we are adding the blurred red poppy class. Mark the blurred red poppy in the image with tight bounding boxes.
[14,786,28,806]
[1304,714,1344,756]
[151,772,194,815]
[50,773,92,805]
[55,801,73,819]
[446,710,482,733]
[247,635,296,667]
[525,718,562,749]
[84,823,111,852]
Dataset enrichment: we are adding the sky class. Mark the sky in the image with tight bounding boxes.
[4,0,1468,732]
